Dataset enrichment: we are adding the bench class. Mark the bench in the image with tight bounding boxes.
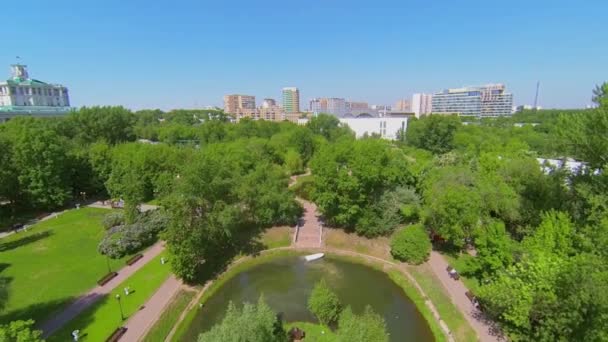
[126,254,143,266]
[97,272,118,286]
[105,327,127,342]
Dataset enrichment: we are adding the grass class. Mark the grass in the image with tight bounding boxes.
[285,322,336,342]
[408,264,478,342]
[142,289,196,342]
[0,207,133,324]
[258,226,292,249]
[324,228,391,260]
[48,253,171,342]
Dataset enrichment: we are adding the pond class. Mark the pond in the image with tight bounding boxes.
[180,254,435,342]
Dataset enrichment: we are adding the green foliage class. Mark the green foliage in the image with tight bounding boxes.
[558,108,608,169]
[67,106,135,145]
[337,306,389,342]
[311,138,413,234]
[291,175,314,200]
[405,114,461,154]
[307,279,342,325]
[592,82,608,108]
[390,224,431,264]
[470,221,514,278]
[198,296,287,342]
[0,320,43,342]
[284,149,304,175]
[306,114,353,141]
[102,211,125,229]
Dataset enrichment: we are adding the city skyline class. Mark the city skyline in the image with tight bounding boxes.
[2,0,606,110]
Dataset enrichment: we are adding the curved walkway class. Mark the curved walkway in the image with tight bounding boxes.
[40,242,165,338]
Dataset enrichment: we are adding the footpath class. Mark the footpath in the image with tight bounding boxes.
[40,243,165,337]
[428,251,504,341]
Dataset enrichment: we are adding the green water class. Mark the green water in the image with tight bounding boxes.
[180,255,435,341]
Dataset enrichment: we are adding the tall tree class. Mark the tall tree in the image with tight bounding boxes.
[337,306,389,342]
[405,114,461,154]
[592,82,608,108]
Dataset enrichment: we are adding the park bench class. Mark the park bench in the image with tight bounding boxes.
[105,327,127,342]
[97,271,118,286]
[126,253,143,266]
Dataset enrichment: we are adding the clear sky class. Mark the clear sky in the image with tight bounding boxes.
[3,0,606,110]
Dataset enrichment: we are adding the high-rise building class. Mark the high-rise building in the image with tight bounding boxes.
[310,97,346,117]
[411,93,433,118]
[0,64,71,121]
[282,87,300,113]
[431,84,513,117]
[223,94,256,114]
[393,99,411,112]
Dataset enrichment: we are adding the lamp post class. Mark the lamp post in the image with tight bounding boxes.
[106,255,112,273]
[115,294,124,321]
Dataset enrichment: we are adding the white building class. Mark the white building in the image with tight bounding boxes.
[339,117,407,140]
[411,93,432,118]
[309,97,347,117]
[0,64,71,121]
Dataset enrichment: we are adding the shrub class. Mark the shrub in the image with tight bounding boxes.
[291,175,314,200]
[98,209,169,258]
[337,306,388,342]
[307,279,342,325]
[390,224,431,264]
[102,211,125,229]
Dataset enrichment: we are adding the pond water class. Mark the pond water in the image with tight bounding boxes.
[180,255,435,342]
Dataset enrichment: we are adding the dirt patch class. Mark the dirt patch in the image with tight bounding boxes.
[324,228,392,260]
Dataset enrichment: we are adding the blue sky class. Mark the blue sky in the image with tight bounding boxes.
[3,0,606,110]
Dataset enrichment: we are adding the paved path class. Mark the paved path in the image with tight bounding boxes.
[293,199,323,248]
[120,275,182,342]
[88,201,159,212]
[428,251,503,342]
[40,242,165,337]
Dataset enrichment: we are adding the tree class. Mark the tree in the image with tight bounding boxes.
[592,82,608,108]
[522,210,575,257]
[337,306,389,342]
[558,108,608,170]
[471,220,514,278]
[67,106,135,145]
[306,114,353,141]
[390,224,431,264]
[9,120,71,209]
[356,187,420,237]
[405,115,461,154]
[307,279,342,325]
[198,296,286,342]
[284,149,304,175]
[0,320,43,342]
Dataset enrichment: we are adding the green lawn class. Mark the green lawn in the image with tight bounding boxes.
[408,265,478,342]
[285,322,336,342]
[0,207,131,324]
[48,254,171,342]
[142,289,196,342]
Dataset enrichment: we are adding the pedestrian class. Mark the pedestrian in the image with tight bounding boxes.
[72,330,79,341]
[124,287,130,296]
[161,257,166,265]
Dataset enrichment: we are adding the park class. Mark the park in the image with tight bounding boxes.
[1,99,608,342]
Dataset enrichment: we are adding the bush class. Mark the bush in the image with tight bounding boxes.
[390,224,431,264]
[98,210,168,258]
[337,306,388,342]
[307,279,342,325]
[291,175,314,200]
[102,211,125,229]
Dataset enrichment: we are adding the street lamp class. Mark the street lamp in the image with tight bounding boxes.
[106,255,112,273]
[115,294,124,321]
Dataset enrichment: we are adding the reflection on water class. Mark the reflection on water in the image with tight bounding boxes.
[181,255,435,342]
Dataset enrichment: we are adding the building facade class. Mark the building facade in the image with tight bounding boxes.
[282,87,300,114]
[431,84,513,117]
[411,93,432,118]
[393,99,411,112]
[339,117,407,140]
[0,65,70,121]
[310,97,347,117]
[261,98,276,108]
[346,101,370,116]
[223,94,256,114]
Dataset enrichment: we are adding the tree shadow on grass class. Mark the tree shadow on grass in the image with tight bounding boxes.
[0,296,76,329]
[0,263,11,312]
[0,230,53,252]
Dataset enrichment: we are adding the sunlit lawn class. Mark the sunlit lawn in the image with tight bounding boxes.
[0,207,131,324]
[48,254,171,342]
[143,289,196,342]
